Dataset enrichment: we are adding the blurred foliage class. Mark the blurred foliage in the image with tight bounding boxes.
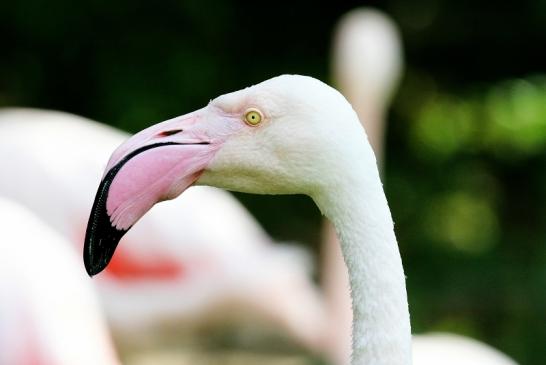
[410,76,546,161]
[389,73,546,364]
[1,0,545,364]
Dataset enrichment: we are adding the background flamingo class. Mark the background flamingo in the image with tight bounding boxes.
[322,9,403,364]
[0,197,119,365]
[326,8,517,365]
[0,108,326,356]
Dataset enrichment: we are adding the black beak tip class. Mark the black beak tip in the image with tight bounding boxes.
[83,252,107,277]
[83,222,128,277]
[84,261,101,277]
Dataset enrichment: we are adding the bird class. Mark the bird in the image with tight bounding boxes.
[0,196,119,365]
[82,74,518,365]
[331,8,402,163]
[327,9,517,365]
[0,108,326,352]
[412,333,518,365]
[83,74,411,364]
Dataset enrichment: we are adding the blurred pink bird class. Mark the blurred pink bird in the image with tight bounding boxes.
[323,8,403,364]
[326,8,518,365]
[0,108,326,351]
[0,197,119,365]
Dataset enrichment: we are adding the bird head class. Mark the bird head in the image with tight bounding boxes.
[84,75,372,276]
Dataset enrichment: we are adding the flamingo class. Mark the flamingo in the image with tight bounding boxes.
[0,197,119,365]
[327,9,517,365]
[0,108,326,351]
[82,74,518,365]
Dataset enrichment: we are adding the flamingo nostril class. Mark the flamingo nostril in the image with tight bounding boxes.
[157,129,183,137]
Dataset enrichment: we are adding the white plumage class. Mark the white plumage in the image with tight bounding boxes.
[0,197,119,365]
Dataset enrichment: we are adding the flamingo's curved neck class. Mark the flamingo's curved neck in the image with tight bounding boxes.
[313,146,411,365]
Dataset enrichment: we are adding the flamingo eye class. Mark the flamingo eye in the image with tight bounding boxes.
[244,108,263,126]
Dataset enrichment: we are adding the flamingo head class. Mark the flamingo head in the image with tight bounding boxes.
[84,74,371,276]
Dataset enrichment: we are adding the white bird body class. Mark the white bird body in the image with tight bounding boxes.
[0,108,326,349]
[332,8,402,162]
[0,197,119,365]
[82,74,518,365]
[412,333,518,365]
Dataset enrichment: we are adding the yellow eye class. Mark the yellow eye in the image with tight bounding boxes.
[244,108,263,126]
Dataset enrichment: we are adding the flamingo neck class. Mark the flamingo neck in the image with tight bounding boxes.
[313,151,411,365]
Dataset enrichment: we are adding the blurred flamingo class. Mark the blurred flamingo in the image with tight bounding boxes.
[327,8,517,365]
[324,8,403,364]
[0,108,326,351]
[0,197,119,365]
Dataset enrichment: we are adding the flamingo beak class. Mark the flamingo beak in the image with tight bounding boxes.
[84,107,242,276]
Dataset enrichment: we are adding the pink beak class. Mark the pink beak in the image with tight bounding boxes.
[84,107,242,276]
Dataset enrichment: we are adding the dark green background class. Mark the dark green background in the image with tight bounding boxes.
[2,1,545,363]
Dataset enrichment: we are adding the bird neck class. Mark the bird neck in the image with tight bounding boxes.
[313,150,411,365]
